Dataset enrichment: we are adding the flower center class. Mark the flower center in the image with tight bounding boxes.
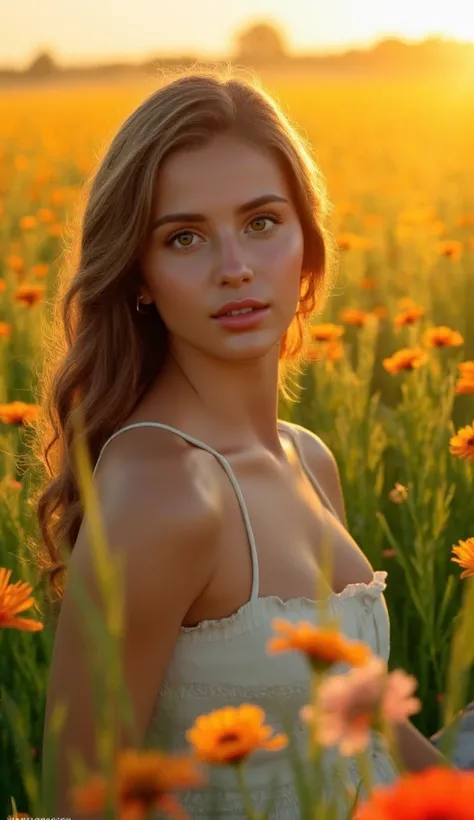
[123,783,159,807]
[219,731,240,745]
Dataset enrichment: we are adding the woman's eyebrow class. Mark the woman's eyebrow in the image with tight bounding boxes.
[151,194,289,231]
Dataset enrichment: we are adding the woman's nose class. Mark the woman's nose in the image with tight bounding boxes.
[214,233,254,286]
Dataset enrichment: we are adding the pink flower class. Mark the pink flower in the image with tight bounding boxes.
[300,658,421,756]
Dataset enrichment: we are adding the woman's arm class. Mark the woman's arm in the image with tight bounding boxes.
[394,718,449,772]
[295,425,451,772]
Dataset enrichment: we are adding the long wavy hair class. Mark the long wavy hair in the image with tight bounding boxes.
[30,67,337,611]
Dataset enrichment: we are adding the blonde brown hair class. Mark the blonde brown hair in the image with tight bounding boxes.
[31,68,336,607]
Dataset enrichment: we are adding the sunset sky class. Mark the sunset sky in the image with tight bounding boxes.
[3,0,474,68]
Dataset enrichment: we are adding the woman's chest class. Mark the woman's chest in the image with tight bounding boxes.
[184,446,358,626]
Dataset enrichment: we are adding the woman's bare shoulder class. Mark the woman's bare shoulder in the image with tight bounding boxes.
[279,420,346,522]
[92,422,224,522]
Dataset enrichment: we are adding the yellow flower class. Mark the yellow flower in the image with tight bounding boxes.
[0,568,44,632]
[423,326,464,348]
[268,620,372,670]
[71,748,203,820]
[186,704,287,765]
[383,348,427,375]
[451,539,474,579]
[449,422,474,461]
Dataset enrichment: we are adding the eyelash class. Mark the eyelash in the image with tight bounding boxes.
[164,212,284,249]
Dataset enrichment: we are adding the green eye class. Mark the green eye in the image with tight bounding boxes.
[250,217,268,231]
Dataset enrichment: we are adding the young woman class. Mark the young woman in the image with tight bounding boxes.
[38,71,443,817]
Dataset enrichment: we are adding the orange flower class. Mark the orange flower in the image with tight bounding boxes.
[449,422,474,461]
[337,233,374,251]
[394,306,425,328]
[0,279,6,293]
[186,704,287,765]
[451,538,474,579]
[19,216,37,231]
[371,306,388,319]
[14,284,45,307]
[355,766,474,820]
[389,483,408,504]
[437,239,462,260]
[71,748,203,820]
[360,277,376,291]
[311,323,345,342]
[6,254,24,274]
[0,568,44,632]
[308,340,345,368]
[48,222,64,237]
[383,348,427,374]
[0,322,11,339]
[31,263,49,278]
[0,402,40,426]
[339,308,370,327]
[36,207,55,223]
[459,361,474,379]
[268,620,372,670]
[455,378,474,396]
[423,326,464,348]
[397,297,417,310]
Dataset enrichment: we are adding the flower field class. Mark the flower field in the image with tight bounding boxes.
[0,72,473,816]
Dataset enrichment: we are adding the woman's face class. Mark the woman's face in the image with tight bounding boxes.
[140,132,305,363]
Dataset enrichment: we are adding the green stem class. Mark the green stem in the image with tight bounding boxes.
[235,762,260,820]
[356,751,373,800]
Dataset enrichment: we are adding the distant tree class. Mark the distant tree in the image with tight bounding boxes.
[234,21,288,62]
[26,51,58,76]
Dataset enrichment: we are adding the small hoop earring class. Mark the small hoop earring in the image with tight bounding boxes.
[136,295,154,314]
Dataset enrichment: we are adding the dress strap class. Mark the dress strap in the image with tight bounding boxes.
[92,422,260,600]
[277,421,342,523]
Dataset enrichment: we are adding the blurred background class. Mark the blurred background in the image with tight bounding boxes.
[2,0,474,81]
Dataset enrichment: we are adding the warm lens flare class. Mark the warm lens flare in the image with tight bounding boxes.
[186,704,287,765]
[0,567,44,632]
[267,620,373,670]
[355,765,474,819]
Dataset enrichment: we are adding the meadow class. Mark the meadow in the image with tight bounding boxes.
[0,71,473,816]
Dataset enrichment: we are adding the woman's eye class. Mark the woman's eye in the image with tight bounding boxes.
[247,215,281,233]
[167,230,199,249]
